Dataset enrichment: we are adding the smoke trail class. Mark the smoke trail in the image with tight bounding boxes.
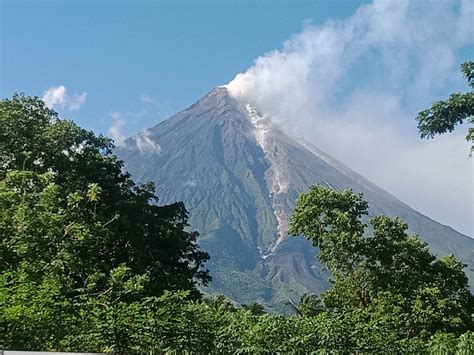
[226,0,474,236]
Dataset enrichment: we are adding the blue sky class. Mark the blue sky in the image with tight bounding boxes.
[2,0,369,134]
[1,0,473,236]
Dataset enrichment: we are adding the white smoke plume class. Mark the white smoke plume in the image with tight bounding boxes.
[226,0,473,236]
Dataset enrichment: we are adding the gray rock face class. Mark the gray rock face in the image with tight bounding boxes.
[117,87,473,311]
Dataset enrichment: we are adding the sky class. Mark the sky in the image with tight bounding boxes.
[1,0,473,236]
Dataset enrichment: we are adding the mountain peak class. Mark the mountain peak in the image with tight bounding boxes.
[117,88,473,310]
[194,86,235,109]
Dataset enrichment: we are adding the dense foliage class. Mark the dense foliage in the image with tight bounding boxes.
[416,61,474,152]
[1,95,472,352]
[2,287,473,353]
[290,185,473,337]
[0,94,209,348]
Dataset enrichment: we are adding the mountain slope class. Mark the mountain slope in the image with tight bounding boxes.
[117,87,473,311]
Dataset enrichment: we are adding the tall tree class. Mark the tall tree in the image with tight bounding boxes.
[242,302,265,316]
[416,61,474,152]
[0,94,210,301]
[285,293,325,317]
[289,185,473,337]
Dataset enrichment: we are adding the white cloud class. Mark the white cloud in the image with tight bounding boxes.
[107,112,127,147]
[107,94,166,153]
[135,130,161,155]
[42,85,67,109]
[107,112,161,153]
[42,85,87,111]
[67,92,87,111]
[226,0,473,236]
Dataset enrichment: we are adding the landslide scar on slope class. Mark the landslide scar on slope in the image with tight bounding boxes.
[244,104,291,256]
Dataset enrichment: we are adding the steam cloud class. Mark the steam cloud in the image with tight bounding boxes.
[226,0,473,236]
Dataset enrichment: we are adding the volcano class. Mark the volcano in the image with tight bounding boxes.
[117,87,473,311]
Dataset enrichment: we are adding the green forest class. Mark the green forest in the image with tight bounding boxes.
[1,62,473,354]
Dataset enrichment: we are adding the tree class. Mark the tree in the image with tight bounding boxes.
[241,302,266,316]
[289,184,473,337]
[0,94,210,348]
[0,94,210,296]
[285,293,325,317]
[203,294,236,312]
[416,61,474,152]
